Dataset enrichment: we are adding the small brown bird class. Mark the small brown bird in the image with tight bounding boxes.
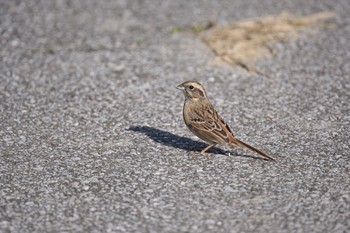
[177,80,275,161]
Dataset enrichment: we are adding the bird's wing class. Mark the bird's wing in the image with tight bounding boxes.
[188,103,234,144]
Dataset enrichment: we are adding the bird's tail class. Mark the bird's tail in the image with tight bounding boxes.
[234,139,275,161]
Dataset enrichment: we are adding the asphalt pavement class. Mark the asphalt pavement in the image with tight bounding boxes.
[1,0,349,232]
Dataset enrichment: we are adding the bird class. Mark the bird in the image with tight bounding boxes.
[176,80,275,161]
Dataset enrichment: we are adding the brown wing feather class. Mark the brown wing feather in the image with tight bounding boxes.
[186,101,233,144]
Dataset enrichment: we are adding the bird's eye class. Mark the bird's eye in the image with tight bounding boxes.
[188,85,194,90]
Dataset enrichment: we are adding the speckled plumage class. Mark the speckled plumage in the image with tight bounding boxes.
[177,81,275,161]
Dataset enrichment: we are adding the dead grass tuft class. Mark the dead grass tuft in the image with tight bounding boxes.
[202,12,335,71]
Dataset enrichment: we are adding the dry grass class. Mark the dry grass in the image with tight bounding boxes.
[202,12,335,71]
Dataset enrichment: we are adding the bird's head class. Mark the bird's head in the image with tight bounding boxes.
[176,81,208,100]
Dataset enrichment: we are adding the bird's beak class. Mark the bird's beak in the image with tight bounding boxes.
[176,84,185,90]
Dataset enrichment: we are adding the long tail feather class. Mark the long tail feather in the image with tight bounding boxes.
[235,139,275,161]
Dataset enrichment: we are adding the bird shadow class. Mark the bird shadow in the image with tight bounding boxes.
[128,125,266,160]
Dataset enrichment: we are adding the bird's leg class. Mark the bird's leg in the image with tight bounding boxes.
[200,144,216,156]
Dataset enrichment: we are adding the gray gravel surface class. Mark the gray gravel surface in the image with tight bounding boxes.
[1,0,350,232]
